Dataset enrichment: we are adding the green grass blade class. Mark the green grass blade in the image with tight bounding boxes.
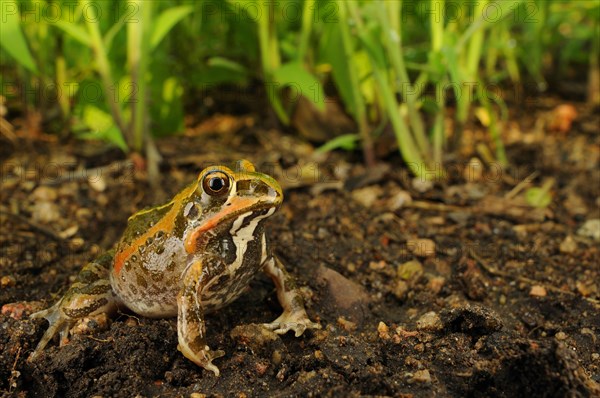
[150,5,194,50]
[0,0,38,73]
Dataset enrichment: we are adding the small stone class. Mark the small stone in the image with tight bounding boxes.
[464,157,484,182]
[393,280,409,299]
[411,369,432,383]
[529,285,547,297]
[255,361,269,376]
[316,265,370,322]
[70,313,110,335]
[272,350,283,365]
[416,311,442,331]
[559,236,577,253]
[577,219,600,241]
[31,201,60,223]
[230,324,279,353]
[412,178,433,193]
[59,225,79,239]
[31,186,58,201]
[337,317,357,332]
[369,260,387,271]
[314,350,324,360]
[0,275,16,288]
[397,260,423,281]
[427,276,445,294]
[377,322,390,340]
[386,190,412,211]
[576,280,598,297]
[555,331,567,340]
[190,393,207,398]
[351,186,382,207]
[407,239,436,257]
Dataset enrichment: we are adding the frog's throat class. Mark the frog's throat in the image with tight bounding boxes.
[184,196,275,254]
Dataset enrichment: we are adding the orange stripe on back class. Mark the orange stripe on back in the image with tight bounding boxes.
[113,184,195,275]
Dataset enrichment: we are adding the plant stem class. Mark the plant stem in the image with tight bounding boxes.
[257,0,288,124]
[337,0,375,167]
[297,0,315,63]
[127,0,151,153]
[346,2,436,180]
[377,1,430,162]
[82,0,129,146]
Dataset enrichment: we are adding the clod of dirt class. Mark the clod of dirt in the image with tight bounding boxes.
[316,265,370,324]
[577,219,600,240]
[559,235,578,253]
[442,305,503,338]
[416,311,443,332]
[406,239,436,258]
[230,324,284,356]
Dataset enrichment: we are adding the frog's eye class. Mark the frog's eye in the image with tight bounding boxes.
[202,171,231,196]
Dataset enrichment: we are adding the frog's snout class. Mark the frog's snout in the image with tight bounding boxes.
[236,176,282,206]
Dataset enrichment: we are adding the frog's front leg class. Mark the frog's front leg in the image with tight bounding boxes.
[262,256,321,336]
[177,258,225,376]
[29,250,119,361]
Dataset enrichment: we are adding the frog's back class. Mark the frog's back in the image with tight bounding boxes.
[110,198,191,317]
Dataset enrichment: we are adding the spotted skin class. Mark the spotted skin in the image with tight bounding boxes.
[29,160,320,376]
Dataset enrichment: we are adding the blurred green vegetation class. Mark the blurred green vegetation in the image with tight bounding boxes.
[1,0,598,180]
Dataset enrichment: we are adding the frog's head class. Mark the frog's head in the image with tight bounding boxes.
[184,160,282,253]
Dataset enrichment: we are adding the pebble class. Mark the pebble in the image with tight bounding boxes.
[529,285,547,297]
[316,265,370,322]
[412,178,433,193]
[416,311,442,331]
[464,157,484,182]
[393,280,409,299]
[407,239,436,258]
[88,175,107,192]
[577,219,600,241]
[410,369,432,383]
[377,322,390,340]
[31,201,61,223]
[397,260,423,281]
[30,186,58,202]
[559,236,577,253]
[0,275,16,288]
[351,186,382,207]
[337,317,357,332]
[230,324,279,353]
[386,190,412,211]
[555,331,567,340]
[576,280,598,297]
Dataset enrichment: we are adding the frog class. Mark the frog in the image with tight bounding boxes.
[29,160,320,376]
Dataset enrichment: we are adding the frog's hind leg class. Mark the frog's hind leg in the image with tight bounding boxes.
[29,251,119,361]
[262,256,321,336]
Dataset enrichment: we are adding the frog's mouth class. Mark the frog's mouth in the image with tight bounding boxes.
[184,195,278,254]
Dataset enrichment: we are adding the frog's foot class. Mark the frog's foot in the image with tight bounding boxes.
[263,310,321,337]
[29,301,72,361]
[177,343,225,376]
[28,253,117,362]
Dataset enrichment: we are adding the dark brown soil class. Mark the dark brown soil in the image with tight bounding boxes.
[1,97,599,397]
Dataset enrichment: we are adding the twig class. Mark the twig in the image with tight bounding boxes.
[0,210,66,244]
[40,160,134,186]
[469,249,600,308]
[8,346,22,393]
[505,171,539,200]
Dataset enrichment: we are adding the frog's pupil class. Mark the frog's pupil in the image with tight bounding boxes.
[210,177,224,192]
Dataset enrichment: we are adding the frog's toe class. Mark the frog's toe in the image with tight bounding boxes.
[177,343,225,376]
[28,302,71,361]
[263,313,321,337]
